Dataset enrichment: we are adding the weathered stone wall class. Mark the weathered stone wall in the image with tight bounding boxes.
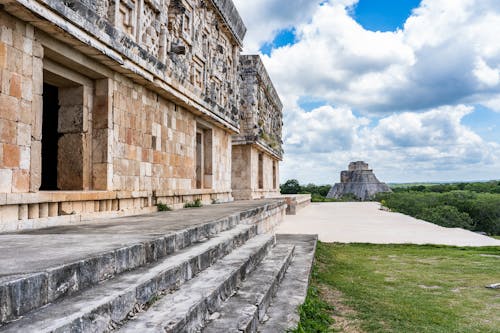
[0,6,236,231]
[112,76,232,192]
[231,145,252,199]
[231,54,282,200]
[0,0,245,129]
[348,161,370,172]
[236,55,283,158]
[0,10,42,194]
[232,145,279,200]
[0,0,287,231]
[250,146,278,193]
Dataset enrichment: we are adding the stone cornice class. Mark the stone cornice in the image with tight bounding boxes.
[240,55,283,111]
[210,0,247,46]
[232,136,283,161]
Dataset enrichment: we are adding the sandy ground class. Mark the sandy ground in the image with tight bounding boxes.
[277,202,500,247]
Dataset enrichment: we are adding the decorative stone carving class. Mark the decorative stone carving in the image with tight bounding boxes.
[140,1,161,56]
[95,0,110,17]
[117,0,138,39]
[237,55,283,158]
[39,0,244,127]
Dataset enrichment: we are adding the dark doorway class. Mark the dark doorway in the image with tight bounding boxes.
[258,153,264,189]
[40,83,60,190]
[273,161,277,189]
[196,132,203,189]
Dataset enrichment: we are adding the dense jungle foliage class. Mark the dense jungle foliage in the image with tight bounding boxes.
[376,181,500,235]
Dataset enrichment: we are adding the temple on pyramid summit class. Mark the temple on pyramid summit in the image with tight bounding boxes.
[327,161,392,201]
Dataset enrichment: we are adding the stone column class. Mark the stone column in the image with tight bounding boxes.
[57,86,88,190]
[30,38,43,192]
[92,78,113,190]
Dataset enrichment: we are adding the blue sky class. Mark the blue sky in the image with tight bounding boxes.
[353,0,422,31]
[260,0,422,55]
[234,0,500,184]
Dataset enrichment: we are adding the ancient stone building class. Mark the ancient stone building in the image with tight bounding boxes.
[327,161,392,200]
[0,0,259,232]
[232,55,283,200]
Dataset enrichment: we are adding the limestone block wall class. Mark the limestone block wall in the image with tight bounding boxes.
[231,145,251,198]
[0,9,235,232]
[0,11,42,194]
[232,145,279,200]
[111,75,232,194]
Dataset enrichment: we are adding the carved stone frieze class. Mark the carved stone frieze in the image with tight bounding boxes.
[237,55,283,158]
[32,0,245,127]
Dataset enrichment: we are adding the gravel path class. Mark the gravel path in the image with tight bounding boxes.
[277,202,500,247]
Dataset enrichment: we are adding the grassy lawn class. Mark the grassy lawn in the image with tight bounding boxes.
[493,236,500,240]
[295,243,500,333]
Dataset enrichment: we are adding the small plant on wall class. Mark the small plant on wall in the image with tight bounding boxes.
[184,199,203,208]
[157,202,172,212]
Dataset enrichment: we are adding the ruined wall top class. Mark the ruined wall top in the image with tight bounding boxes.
[237,55,283,159]
[348,161,370,171]
[239,55,283,111]
[211,0,247,45]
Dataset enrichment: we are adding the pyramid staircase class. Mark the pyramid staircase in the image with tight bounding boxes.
[0,200,316,333]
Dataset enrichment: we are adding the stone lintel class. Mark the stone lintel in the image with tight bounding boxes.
[232,137,283,161]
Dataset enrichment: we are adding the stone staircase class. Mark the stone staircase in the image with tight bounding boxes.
[0,200,316,333]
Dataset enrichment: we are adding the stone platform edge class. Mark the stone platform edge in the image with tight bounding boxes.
[268,194,311,215]
[0,199,287,324]
[0,190,234,233]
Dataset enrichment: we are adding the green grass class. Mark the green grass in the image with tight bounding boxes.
[493,236,500,240]
[292,286,335,332]
[297,242,500,333]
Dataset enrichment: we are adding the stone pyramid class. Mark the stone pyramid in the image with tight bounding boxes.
[327,161,392,201]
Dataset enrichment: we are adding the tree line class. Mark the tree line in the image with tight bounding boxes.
[376,181,500,235]
[281,179,500,235]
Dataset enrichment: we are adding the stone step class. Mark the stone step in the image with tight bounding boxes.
[0,224,261,333]
[202,243,295,333]
[117,233,276,333]
[0,212,243,325]
[258,234,318,332]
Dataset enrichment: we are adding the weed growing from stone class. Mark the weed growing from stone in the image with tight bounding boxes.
[156,203,171,211]
[184,199,203,208]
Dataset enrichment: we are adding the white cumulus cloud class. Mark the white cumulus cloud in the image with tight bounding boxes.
[232,0,500,183]
[233,0,322,53]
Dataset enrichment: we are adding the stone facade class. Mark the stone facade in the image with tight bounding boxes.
[232,55,283,200]
[327,161,392,201]
[0,0,259,231]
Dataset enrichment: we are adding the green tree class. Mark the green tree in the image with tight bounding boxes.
[418,205,474,229]
[281,179,301,194]
[468,194,500,235]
